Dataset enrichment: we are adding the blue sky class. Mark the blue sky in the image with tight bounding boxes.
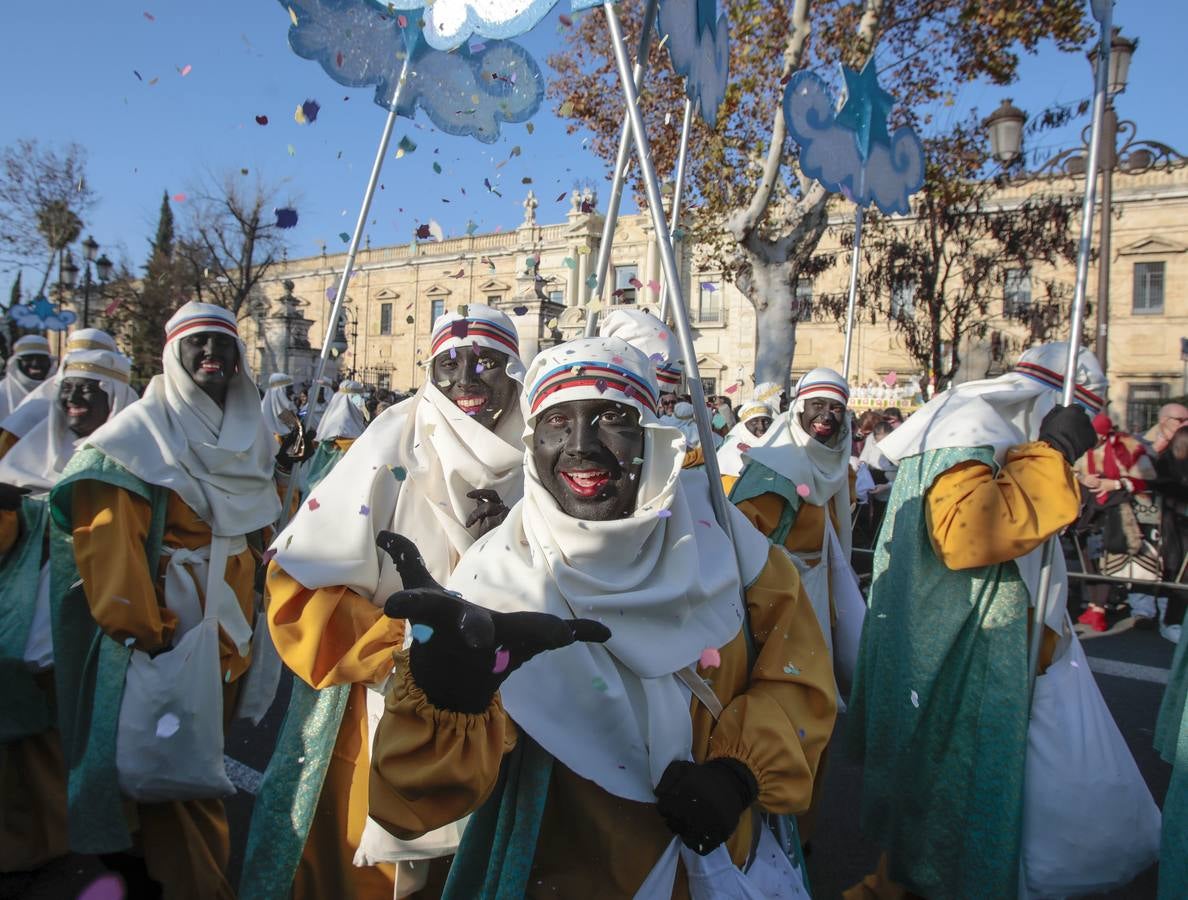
[1,1,1184,283]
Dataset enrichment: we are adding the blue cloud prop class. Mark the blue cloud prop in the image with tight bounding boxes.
[10,296,76,332]
[657,0,729,129]
[283,0,544,143]
[368,0,552,51]
[782,70,924,215]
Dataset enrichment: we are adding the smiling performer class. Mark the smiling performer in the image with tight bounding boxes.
[0,334,56,429]
[716,401,778,480]
[242,304,527,900]
[367,336,836,899]
[47,302,280,900]
[0,348,134,875]
[300,379,368,494]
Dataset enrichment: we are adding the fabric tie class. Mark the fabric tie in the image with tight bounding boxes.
[161,535,251,656]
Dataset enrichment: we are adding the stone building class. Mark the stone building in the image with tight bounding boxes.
[242,165,1188,431]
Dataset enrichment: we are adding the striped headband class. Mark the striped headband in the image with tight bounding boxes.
[68,338,115,352]
[431,317,519,358]
[796,379,850,403]
[529,359,658,416]
[13,336,51,356]
[655,361,682,389]
[166,315,239,344]
[1013,360,1105,411]
[63,360,131,384]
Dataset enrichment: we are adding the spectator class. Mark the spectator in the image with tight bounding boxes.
[1145,402,1188,454]
[1074,413,1161,631]
[1153,425,1188,643]
[883,406,905,429]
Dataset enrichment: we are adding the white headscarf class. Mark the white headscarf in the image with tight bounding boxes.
[316,380,368,441]
[0,350,136,494]
[879,342,1107,466]
[274,304,527,593]
[598,308,683,393]
[746,367,853,557]
[450,336,769,802]
[753,380,783,406]
[716,401,778,478]
[0,335,57,421]
[260,373,297,438]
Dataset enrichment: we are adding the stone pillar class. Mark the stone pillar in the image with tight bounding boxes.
[568,247,580,306]
[577,249,590,306]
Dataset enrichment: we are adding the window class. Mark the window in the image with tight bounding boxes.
[379,302,392,335]
[430,298,445,325]
[698,281,722,322]
[1133,261,1165,314]
[700,377,717,397]
[891,281,916,320]
[1004,268,1031,316]
[795,278,813,319]
[486,294,503,305]
[548,289,565,305]
[1127,382,1170,434]
[377,372,390,391]
[614,265,639,303]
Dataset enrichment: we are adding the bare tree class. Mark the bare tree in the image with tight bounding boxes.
[177,171,292,315]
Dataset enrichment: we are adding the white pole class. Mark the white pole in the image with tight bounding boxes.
[658,96,695,321]
[584,0,661,337]
[841,206,864,381]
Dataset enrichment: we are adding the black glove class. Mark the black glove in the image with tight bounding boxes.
[464,489,509,536]
[1037,405,1097,463]
[377,531,612,714]
[655,758,758,855]
[0,482,29,511]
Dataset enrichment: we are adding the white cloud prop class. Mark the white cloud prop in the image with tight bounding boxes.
[657,0,730,128]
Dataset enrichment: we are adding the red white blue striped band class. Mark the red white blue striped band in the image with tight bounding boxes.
[529,360,658,415]
[431,318,519,357]
[1013,360,1105,411]
[166,316,239,344]
[796,380,850,403]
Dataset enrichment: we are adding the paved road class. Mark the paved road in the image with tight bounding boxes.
[2,624,1178,899]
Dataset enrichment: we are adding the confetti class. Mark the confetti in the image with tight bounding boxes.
[133,69,143,81]
[124,637,136,647]
[647,280,660,294]
[563,257,576,269]
[594,377,608,393]
[631,457,645,465]
[724,384,738,394]
[465,220,478,235]
[301,99,320,122]
[512,305,529,316]
[591,676,608,692]
[910,690,920,708]
[397,13,408,26]
[225,670,232,683]
[179,64,192,77]
[410,624,434,644]
[556,192,567,202]
[78,874,126,900]
[783,663,801,675]
[275,207,298,228]
[392,466,408,481]
[262,548,277,564]
[289,5,298,25]
[307,498,320,510]
[338,232,350,243]
[699,647,721,670]
[433,161,442,174]
[656,509,673,519]
[156,713,181,739]
[359,504,370,515]
[143,11,156,21]
[559,13,573,26]
[585,275,598,289]
[396,135,417,157]
[796,483,811,498]
[255,114,269,125]
[700,282,717,292]
[558,100,574,117]
[287,144,296,157]
[171,193,186,203]
[415,223,431,240]
[546,317,558,329]
[492,647,511,674]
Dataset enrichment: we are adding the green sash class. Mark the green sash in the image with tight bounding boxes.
[299,442,345,498]
[727,461,802,547]
[442,735,554,900]
[0,496,53,742]
[238,679,351,900]
[48,447,167,854]
[1157,635,1188,899]
[846,446,1031,900]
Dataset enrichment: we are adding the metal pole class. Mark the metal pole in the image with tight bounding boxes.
[658,96,695,321]
[1095,103,1117,391]
[842,206,865,381]
[603,2,734,541]
[584,0,661,337]
[307,50,414,419]
[1028,1,1113,695]
[83,265,92,329]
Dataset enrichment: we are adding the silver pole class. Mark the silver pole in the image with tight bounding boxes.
[584,0,661,337]
[603,2,734,541]
[307,51,414,420]
[658,96,695,321]
[1028,1,1113,695]
[841,206,864,381]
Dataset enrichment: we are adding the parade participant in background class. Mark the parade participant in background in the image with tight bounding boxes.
[0,348,135,874]
[0,335,55,428]
[716,401,778,481]
[260,372,308,523]
[846,343,1104,899]
[299,379,368,494]
[0,329,121,453]
[260,372,299,441]
[1153,427,1188,644]
[753,380,786,413]
[48,302,280,900]
[242,305,526,900]
[367,336,836,898]
[1145,402,1188,454]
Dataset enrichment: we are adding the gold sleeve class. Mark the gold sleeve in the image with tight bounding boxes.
[0,429,18,460]
[71,480,175,652]
[0,508,18,556]
[368,653,516,839]
[266,563,406,690]
[926,441,1080,570]
[705,546,837,815]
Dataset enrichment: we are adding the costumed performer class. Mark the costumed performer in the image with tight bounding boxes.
[844,343,1103,899]
[0,348,135,873]
[367,336,836,898]
[242,304,527,900]
[0,334,56,434]
[47,302,281,900]
[299,379,368,495]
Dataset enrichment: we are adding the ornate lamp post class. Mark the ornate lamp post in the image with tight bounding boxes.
[60,236,113,328]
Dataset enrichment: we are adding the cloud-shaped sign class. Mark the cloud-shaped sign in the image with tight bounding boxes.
[657,0,729,129]
[782,71,924,215]
[10,297,76,332]
[369,0,562,51]
[284,0,543,142]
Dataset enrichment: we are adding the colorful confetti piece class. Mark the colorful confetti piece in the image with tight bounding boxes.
[796,483,811,498]
[307,498,320,510]
[274,207,298,228]
[492,647,511,674]
[783,663,801,676]
[699,647,721,669]
[410,624,434,644]
[155,713,181,738]
[910,690,920,708]
[656,509,673,519]
[392,466,408,481]
[591,676,608,692]
[77,873,126,900]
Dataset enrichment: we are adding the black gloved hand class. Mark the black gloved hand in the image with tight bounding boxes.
[0,482,30,512]
[464,489,509,537]
[377,531,612,713]
[1037,405,1097,463]
[655,758,758,855]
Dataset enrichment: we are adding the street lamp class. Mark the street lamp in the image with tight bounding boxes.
[986,27,1184,386]
[67,235,112,328]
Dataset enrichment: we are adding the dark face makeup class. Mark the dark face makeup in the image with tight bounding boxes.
[17,353,51,382]
[430,346,519,432]
[745,416,773,438]
[58,376,111,437]
[799,397,848,445]
[178,331,238,407]
[532,398,645,521]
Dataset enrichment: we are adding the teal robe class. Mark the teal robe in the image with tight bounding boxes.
[1156,634,1188,899]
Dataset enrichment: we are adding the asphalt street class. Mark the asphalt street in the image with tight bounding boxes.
[2,623,1178,899]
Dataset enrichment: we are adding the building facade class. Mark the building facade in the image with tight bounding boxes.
[243,165,1188,431]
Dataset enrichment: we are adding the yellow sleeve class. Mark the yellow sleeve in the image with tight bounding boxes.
[0,508,19,556]
[267,563,406,689]
[925,441,1080,570]
[72,480,176,652]
[706,547,837,815]
[369,653,517,839]
[0,429,18,460]
[682,446,706,469]
[730,492,787,541]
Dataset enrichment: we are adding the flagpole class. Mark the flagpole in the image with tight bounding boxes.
[658,95,695,321]
[841,205,864,381]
